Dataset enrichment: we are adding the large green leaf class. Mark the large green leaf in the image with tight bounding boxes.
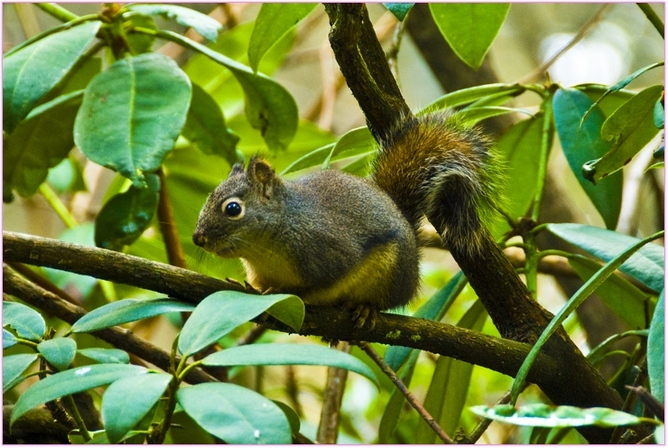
[647,291,664,402]
[470,403,651,428]
[127,4,222,42]
[584,85,663,183]
[3,302,46,342]
[102,372,172,443]
[3,20,100,133]
[429,4,510,69]
[74,53,192,187]
[178,291,303,357]
[4,90,83,201]
[78,348,130,364]
[552,87,623,229]
[11,364,147,426]
[568,255,650,330]
[37,338,77,372]
[70,298,195,334]
[158,29,298,151]
[94,173,160,250]
[3,354,39,392]
[177,383,291,444]
[182,83,239,165]
[547,223,664,293]
[202,343,379,387]
[3,329,18,349]
[248,3,317,72]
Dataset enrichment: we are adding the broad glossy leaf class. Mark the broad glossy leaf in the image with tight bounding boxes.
[647,291,664,402]
[384,3,414,21]
[470,403,648,428]
[248,3,317,72]
[102,372,172,443]
[94,172,160,250]
[429,4,510,69]
[547,223,664,293]
[182,83,239,165]
[178,291,303,357]
[3,354,39,392]
[11,363,146,426]
[584,85,663,183]
[3,329,18,348]
[568,255,650,329]
[3,302,46,341]
[74,53,192,187]
[127,4,222,42]
[202,343,379,386]
[4,90,83,200]
[177,382,291,444]
[162,30,297,151]
[3,20,100,133]
[78,348,130,364]
[71,298,195,334]
[37,338,77,372]
[417,300,486,442]
[553,88,622,229]
[425,83,525,111]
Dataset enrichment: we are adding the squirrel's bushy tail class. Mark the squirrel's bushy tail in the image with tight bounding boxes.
[372,111,503,255]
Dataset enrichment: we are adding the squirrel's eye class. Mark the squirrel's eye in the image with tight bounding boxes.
[222,198,244,220]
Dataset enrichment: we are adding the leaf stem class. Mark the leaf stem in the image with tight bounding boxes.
[64,394,92,442]
[38,183,79,229]
[358,341,452,444]
[637,3,664,38]
[35,3,79,22]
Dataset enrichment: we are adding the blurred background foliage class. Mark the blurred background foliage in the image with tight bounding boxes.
[3,3,664,444]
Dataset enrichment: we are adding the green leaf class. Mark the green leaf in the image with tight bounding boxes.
[653,97,664,128]
[177,382,291,444]
[37,338,77,371]
[157,29,298,151]
[425,83,525,111]
[11,363,147,426]
[378,349,420,443]
[429,4,510,69]
[384,3,414,21]
[547,223,664,293]
[470,403,650,428]
[127,4,222,42]
[102,372,172,443]
[249,3,317,72]
[122,12,157,55]
[78,348,130,364]
[552,88,622,229]
[568,255,650,330]
[74,53,192,187]
[178,291,303,357]
[3,354,39,392]
[584,85,663,183]
[47,154,87,194]
[272,400,301,435]
[182,83,239,165]
[647,291,664,402]
[4,90,83,200]
[94,172,160,250]
[417,300,487,442]
[3,20,101,133]
[3,302,46,341]
[3,329,18,348]
[70,298,195,334]
[202,343,379,387]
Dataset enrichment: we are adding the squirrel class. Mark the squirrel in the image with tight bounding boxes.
[192,111,500,326]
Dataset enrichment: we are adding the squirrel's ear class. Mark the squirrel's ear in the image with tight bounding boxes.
[248,158,280,199]
[229,162,245,177]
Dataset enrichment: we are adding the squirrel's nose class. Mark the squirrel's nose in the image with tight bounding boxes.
[192,231,207,247]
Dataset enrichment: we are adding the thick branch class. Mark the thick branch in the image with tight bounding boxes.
[5,231,556,383]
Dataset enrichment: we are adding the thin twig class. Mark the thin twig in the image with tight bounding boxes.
[358,341,452,444]
[517,4,614,84]
[316,342,350,443]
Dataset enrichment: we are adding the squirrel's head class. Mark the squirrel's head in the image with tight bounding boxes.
[192,157,286,258]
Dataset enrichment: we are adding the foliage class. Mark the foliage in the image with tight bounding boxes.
[3,2,664,444]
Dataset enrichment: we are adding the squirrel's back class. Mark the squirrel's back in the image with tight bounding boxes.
[373,112,502,255]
